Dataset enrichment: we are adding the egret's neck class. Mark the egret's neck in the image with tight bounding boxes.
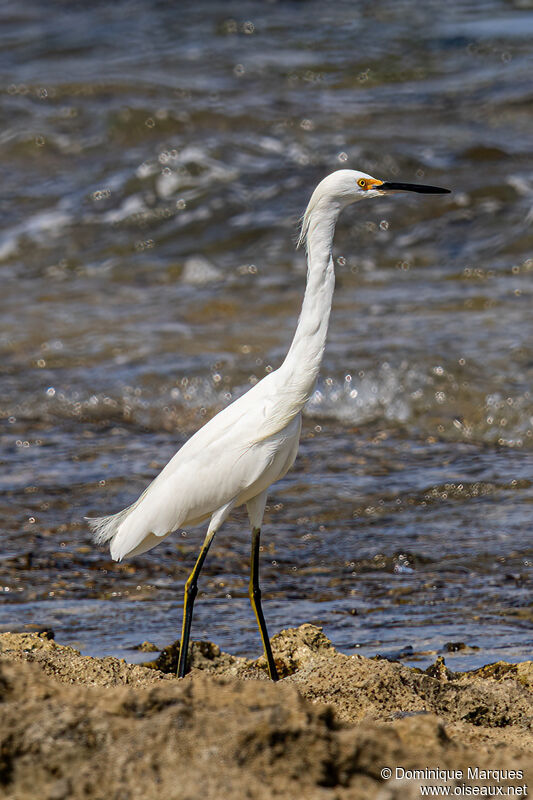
[279,198,341,406]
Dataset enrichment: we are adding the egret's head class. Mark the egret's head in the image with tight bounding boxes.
[314,169,387,204]
[298,168,450,248]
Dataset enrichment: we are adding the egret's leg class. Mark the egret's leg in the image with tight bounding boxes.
[177,501,235,678]
[177,528,215,678]
[249,526,279,682]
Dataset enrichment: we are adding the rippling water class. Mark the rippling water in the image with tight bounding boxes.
[1,0,532,670]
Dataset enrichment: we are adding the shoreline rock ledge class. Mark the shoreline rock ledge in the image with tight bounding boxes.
[0,625,531,799]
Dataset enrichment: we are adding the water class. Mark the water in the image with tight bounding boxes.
[1,0,532,671]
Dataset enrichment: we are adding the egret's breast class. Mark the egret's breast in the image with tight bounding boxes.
[235,414,302,506]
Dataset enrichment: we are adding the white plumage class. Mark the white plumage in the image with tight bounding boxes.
[87,168,449,679]
[88,169,372,559]
[90,369,302,560]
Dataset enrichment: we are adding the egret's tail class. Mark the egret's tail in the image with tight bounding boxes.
[87,490,173,561]
[86,505,136,546]
[86,472,157,550]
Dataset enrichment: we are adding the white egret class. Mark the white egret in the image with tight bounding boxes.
[88,169,450,680]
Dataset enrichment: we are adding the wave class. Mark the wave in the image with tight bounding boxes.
[5,362,532,449]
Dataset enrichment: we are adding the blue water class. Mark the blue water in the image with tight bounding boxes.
[1,0,532,671]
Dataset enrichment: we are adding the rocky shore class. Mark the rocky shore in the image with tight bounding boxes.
[0,625,531,799]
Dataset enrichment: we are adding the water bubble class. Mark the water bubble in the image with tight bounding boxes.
[234,64,245,76]
[300,118,314,131]
[338,152,348,162]
[176,198,186,209]
[379,220,389,231]
[145,117,155,128]
[242,21,255,34]
[35,136,45,147]
[46,387,56,397]
[337,256,346,266]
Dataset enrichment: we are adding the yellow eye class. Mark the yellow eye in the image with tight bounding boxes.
[357,178,366,189]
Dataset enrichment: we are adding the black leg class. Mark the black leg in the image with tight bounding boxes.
[177,530,215,678]
[249,527,279,681]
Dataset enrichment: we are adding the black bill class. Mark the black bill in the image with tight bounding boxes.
[380,181,450,194]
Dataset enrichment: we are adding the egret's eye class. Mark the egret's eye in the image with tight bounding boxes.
[357,178,366,189]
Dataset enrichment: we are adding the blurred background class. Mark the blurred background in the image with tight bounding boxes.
[1,0,532,670]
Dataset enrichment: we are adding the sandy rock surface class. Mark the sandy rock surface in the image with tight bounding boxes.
[0,625,531,799]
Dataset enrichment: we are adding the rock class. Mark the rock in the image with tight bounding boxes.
[181,255,222,285]
[0,627,531,799]
[132,641,159,653]
[143,638,248,676]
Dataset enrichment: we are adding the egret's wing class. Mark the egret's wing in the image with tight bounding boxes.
[91,370,301,560]
[109,376,299,560]
[127,370,294,504]
[110,434,273,560]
